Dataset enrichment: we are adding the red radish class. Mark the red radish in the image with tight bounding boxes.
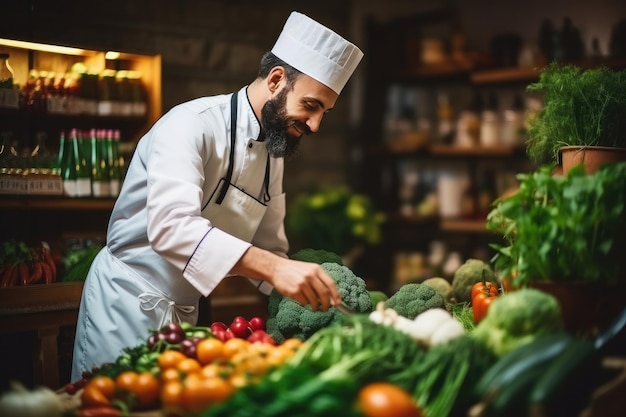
[210,321,228,333]
[248,316,266,331]
[229,320,253,338]
[247,330,276,345]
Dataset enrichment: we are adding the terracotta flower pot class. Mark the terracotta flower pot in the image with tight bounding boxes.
[560,146,626,175]
[529,280,626,336]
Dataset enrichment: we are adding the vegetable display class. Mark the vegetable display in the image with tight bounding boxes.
[13,251,620,417]
[0,240,58,286]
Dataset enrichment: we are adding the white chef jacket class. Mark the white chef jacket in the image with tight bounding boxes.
[71,86,288,380]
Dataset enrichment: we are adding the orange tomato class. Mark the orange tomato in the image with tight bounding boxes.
[115,371,139,393]
[358,382,423,417]
[281,337,304,350]
[181,374,213,414]
[176,357,202,375]
[158,349,187,370]
[201,376,235,403]
[115,371,160,410]
[161,380,185,413]
[81,376,115,407]
[196,338,225,365]
[134,371,161,409]
[222,337,249,359]
[160,367,181,384]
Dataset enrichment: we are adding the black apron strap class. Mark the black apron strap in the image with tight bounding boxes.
[216,91,238,204]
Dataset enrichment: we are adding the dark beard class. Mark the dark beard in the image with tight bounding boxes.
[261,88,308,158]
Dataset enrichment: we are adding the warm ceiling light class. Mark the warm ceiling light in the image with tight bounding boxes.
[0,38,90,56]
[105,51,120,60]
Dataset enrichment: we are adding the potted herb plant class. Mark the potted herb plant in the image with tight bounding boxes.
[526,63,626,174]
[485,162,626,334]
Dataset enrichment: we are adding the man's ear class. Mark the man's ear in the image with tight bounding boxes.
[267,66,286,93]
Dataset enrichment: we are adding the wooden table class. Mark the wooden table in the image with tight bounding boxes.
[0,282,83,389]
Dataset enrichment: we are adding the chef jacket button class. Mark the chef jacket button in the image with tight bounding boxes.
[248,142,253,148]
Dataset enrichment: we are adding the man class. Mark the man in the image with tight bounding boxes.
[71,11,363,380]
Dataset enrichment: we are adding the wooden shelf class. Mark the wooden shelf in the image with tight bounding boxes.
[385,213,492,234]
[471,66,541,84]
[0,197,116,210]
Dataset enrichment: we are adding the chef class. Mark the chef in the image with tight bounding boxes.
[71,11,364,380]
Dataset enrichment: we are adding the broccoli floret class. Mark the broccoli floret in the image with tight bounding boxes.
[265,262,372,343]
[290,248,343,265]
[451,258,497,303]
[471,288,563,357]
[384,282,446,319]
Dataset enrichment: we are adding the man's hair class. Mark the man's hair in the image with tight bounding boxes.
[257,51,301,89]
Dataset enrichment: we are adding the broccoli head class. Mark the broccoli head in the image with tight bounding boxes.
[266,262,372,343]
[384,282,446,319]
[471,288,563,357]
[290,248,343,265]
[451,258,497,303]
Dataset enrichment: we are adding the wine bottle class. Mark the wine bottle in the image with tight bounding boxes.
[107,129,121,196]
[70,128,91,197]
[59,130,77,197]
[90,128,110,197]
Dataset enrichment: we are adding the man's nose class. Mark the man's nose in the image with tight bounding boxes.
[306,113,323,133]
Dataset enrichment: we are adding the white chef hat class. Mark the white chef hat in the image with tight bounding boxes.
[271,11,364,94]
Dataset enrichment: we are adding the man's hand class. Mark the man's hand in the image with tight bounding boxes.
[230,246,341,311]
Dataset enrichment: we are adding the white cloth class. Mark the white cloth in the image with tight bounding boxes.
[271,11,363,94]
[71,86,288,381]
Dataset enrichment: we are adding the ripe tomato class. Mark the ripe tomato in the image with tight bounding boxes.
[158,349,187,370]
[134,371,161,409]
[181,374,214,414]
[196,338,225,365]
[115,371,139,393]
[81,376,115,407]
[161,380,185,413]
[115,371,160,410]
[472,291,497,323]
[222,337,249,359]
[357,382,423,417]
[471,280,499,302]
[176,357,202,375]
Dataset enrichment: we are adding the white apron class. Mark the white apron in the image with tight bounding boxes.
[72,92,271,380]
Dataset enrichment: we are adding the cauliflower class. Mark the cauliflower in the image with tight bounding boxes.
[266,262,372,343]
[471,288,563,357]
[451,258,497,303]
[290,248,343,265]
[422,277,454,302]
[384,282,446,320]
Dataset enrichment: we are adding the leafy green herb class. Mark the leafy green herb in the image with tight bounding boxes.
[486,162,626,286]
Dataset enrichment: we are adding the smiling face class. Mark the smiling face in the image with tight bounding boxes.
[261,73,338,158]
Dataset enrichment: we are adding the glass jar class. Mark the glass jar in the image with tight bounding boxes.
[0,53,14,89]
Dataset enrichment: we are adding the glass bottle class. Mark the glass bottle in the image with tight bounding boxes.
[480,91,500,147]
[58,130,77,197]
[107,129,121,196]
[0,53,14,89]
[70,128,91,197]
[90,129,110,197]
